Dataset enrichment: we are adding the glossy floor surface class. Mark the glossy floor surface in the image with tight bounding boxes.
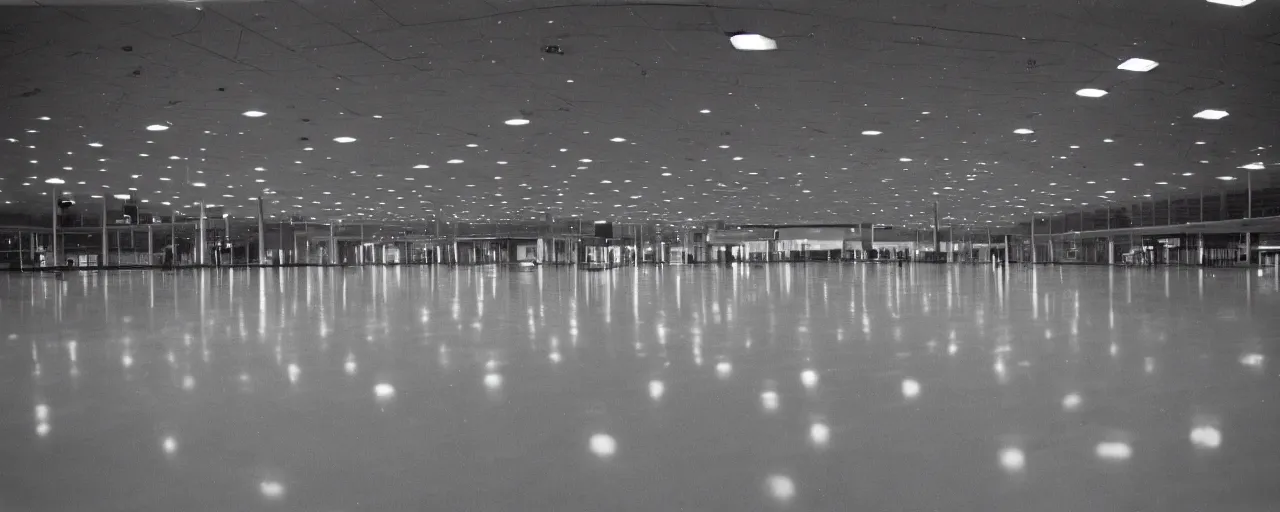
[3,264,1279,511]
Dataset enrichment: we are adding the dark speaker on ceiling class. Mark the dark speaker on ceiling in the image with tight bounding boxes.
[594,222,613,239]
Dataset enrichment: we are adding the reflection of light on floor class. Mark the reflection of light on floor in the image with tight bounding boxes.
[549,351,562,363]
[1095,442,1132,461]
[648,380,665,400]
[182,375,195,391]
[999,447,1025,472]
[374,383,396,399]
[36,422,50,437]
[344,354,357,375]
[1143,357,1155,374]
[1240,353,1264,369]
[162,436,178,455]
[716,361,732,378]
[765,474,795,502]
[800,369,818,389]
[287,363,300,384]
[122,354,134,368]
[1109,343,1118,357]
[1062,393,1082,411]
[589,433,617,458]
[1190,426,1222,449]
[760,391,780,412]
[35,404,49,422]
[902,379,921,399]
[809,422,830,447]
[259,480,285,499]
[948,343,958,355]
[484,373,503,390]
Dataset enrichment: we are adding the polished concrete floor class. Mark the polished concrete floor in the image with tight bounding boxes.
[2,264,1279,511]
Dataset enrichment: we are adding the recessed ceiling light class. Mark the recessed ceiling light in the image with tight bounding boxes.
[1014,128,1034,134]
[1193,109,1229,120]
[1134,162,1144,166]
[1194,141,1206,145]
[497,161,508,165]
[610,137,627,142]
[333,137,357,143]
[1207,0,1255,6]
[1182,172,1194,176]
[466,143,479,148]
[242,111,266,118]
[146,124,169,131]
[1156,181,1168,185]
[1076,88,1108,98]
[732,156,743,161]
[1103,139,1114,143]
[729,33,777,51]
[303,147,314,151]
[192,182,207,187]
[719,145,730,149]
[580,159,592,163]
[861,131,882,136]
[413,164,430,169]
[699,109,711,114]
[899,157,913,162]
[88,142,103,147]
[1117,58,1158,72]
[37,116,50,121]
[1239,162,1264,170]
[447,159,464,164]
[504,119,530,126]
[44,178,64,184]
[1216,176,1237,181]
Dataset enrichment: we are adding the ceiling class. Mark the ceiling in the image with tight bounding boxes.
[1,0,1278,227]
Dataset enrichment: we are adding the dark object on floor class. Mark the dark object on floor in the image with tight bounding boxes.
[543,45,564,55]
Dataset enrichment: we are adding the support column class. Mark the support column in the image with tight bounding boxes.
[147,224,154,266]
[1197,233,1205,266]
[329,222,337,265]
[18,230,23,270]
[1245,232,1251,265]
[51,189,59,267]
[946,223,954,263]
[1107,238,1115,265]
[932,201,940,252]
[257,197,266,265]
[1247,171,1253,219]
[198,202,207,266]
[102,199,109,267]
[359,223,365,265]
[1030,217,1037,264]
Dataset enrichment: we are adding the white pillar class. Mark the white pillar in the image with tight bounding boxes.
[329,223,337,265]
[102,199,109,267]
[1030,217,1037,264]
[51,189,59,266]
[257,197,266,265]
[147,224,154,265]
[198,202,206,266]
[1107,238,1115,265]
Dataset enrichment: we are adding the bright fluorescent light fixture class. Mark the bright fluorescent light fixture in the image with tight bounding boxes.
[610,137,626,142]
[1239,162,1264,170]
[145,124,169,131]
[242,111,266,118]
[44,178,65,184]
[447,159,464,164]
[1014,128,1035,135]
[729,33,777,51]
[113,194,131,200]
[1216,176,1237,181]
[1193,109,1229,120]
[1207,0,1255,6]
[1117,58,1158,72]
[88,142,103,147]
[1076,88,1108,98]
[861,130,882,136]
[333,136,357,143]
[504,119,530,126]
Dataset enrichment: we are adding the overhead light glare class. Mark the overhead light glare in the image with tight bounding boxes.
[1013,128,1034,135]
[447,159,464,164]
[1206,0,1255,6]
[1239,162,1264,170]
[145,124,169,131]
[610,137,627,142]
[241,110,266,118]
[1216,176,1237,181]
[1193,109,1229,120]
[504,119,530,126]
[1117,58,1158,72]
[413,164,430,169]
[861,130,882,136]
[44,178,65,184]
[729,33,777,51]
[1076,88,1108,98]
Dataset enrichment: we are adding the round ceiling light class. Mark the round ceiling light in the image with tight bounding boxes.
[504,119,530,126]
[242,111,267,118]
[447,159,464,164]
[1076,88,1108,98]
[1013,128,1035,135]
[729,33,778,51]
[333,137,357,143]
[146,124,169,131]
[44,178,64,184]
[861,130,882,136]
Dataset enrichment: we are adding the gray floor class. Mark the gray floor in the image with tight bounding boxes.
[3,264,1279,511]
